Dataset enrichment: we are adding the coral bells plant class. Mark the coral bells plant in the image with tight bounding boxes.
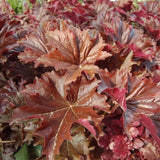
[0,0,160,159]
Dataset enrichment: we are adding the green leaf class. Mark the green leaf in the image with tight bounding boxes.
[28,142,43,159]
[78,0,84,4]
[14,143,29,160]
[33,145,43,157]
[7,0,17,10]
[7,0,23,14]
[6,0,33,14]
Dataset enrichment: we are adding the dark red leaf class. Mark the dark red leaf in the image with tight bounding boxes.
[19,27,111,83]
[28,0,36,4]
[129,10,147,26]
[76,119,97,138]
[111,135,132,160]
[126,77,160,115]
[99,134,110,150]
[124,76,160,143]
[104,88,127,111]
[129,43,154,60]
[0,15,26,63]
[0,80,25,122]
[11,71,109,159]
[141,114,160,148]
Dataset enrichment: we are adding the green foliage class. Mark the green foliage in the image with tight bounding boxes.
[78,0,84,4]
[7,0,24,14]
[14,143,29,160]
[14,143,43,160]
[133,0,139,9]
[6,0,43,14]
[29,144,43,158]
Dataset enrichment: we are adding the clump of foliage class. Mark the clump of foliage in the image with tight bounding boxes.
[0,0,160,159]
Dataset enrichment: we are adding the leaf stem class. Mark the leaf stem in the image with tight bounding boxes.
[0,139,15,144]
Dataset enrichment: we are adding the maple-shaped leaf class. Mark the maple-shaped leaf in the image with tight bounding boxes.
[11,71,109,159]
[91,9,120,35]
[93,0,116,16]
[145,16,160,41]
[18,27,111,83]
[98,17,139,58]
[39,28,111,83]
[117,0,133,12]
[98,51,135,89]
[97,52,135,111]
[101,17,156,60]
[47,0,81,14]
[61,3,93,26]
[0,14,27,61]
[104,88,127,111]
[124,76,160,140]
[104,18,139,46]
[126,76,160,115]
[97,73,127,111]
[142,0,160,16]
[98,68,129,91]
[46,0,94,28]
[129,7,160,42]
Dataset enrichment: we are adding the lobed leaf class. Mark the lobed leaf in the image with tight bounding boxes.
[18,27,111,83]
[124,76,160,138]
[11,71,109,159]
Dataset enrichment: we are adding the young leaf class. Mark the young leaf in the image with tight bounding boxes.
[11,71,109,159]
[111,135,132,160]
